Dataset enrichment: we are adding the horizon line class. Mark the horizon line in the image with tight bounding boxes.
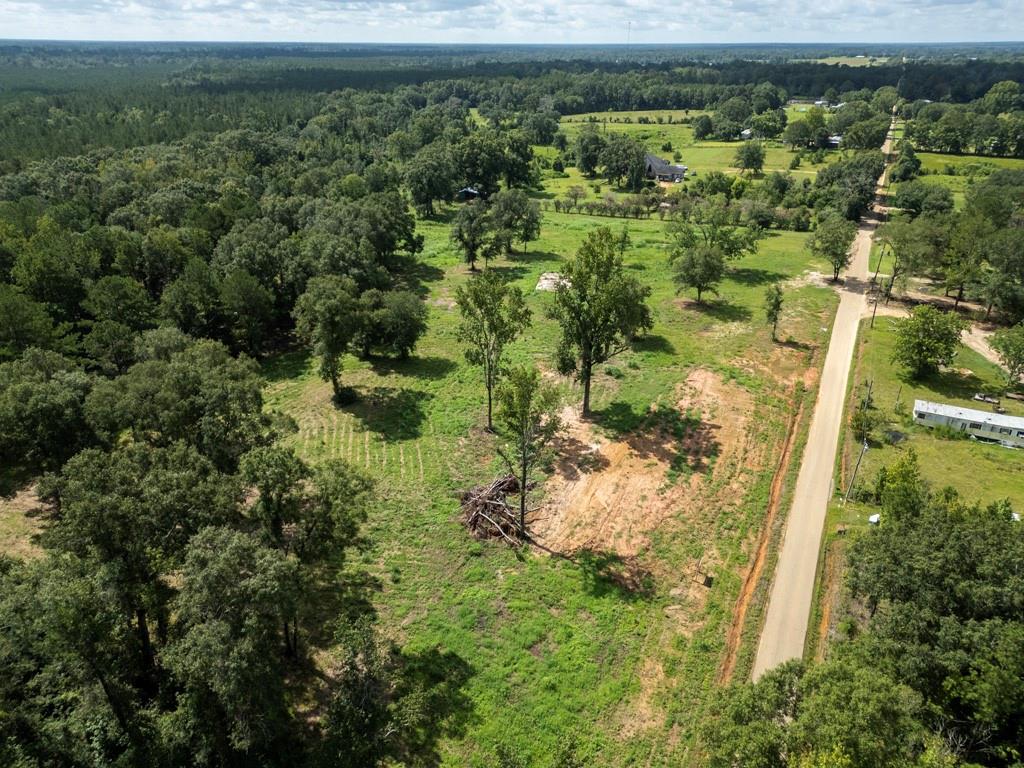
[1,38,1024,47]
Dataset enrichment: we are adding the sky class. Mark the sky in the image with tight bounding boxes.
[0,0,1021,45]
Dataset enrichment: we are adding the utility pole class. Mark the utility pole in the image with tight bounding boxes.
[844,379,872,502]
[845,438,869,503]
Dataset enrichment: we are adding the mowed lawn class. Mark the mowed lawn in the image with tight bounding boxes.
[841,317,1024,512]
[263,206,839,766]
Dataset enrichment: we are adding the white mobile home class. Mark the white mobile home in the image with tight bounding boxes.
[913,399,1024,448]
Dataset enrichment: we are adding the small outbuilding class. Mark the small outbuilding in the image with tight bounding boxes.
[913,399,1024,448]
[456,187,480,201]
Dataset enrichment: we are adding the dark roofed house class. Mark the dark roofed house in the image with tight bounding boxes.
[645,154,687,183]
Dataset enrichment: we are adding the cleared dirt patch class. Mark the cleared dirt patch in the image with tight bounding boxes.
[784,270,830,291]
[0,484,45,559]
[533,368,760,559]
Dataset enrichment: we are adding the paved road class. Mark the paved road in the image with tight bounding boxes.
[752,125,894,679]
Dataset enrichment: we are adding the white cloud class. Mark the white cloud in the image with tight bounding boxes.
[0,0,1020,42]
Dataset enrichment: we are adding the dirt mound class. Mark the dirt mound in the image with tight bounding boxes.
[532,368,760,559]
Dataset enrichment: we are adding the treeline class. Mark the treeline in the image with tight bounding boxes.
[0,66,499,768]
[3,48,1024,162]
[704,452,1024,767]
[904,80,1024,156]
[0,85,540,375]
[876,151,1024,321]
[0,86,327,167]
[0,336,467,767]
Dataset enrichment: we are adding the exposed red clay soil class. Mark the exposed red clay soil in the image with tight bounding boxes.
[532,368,759,559]
[717,387,802,684]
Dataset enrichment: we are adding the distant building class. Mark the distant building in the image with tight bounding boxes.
[644,154,687,183]
[456,187,479,201]
[827,134,843,148]
[913,399,1024,448]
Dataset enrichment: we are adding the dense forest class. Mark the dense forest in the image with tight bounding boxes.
[1,43,1023,767]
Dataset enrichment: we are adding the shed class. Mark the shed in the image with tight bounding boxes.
[456,187,479,201]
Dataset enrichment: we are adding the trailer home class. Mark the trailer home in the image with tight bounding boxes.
[913,399,1024,448]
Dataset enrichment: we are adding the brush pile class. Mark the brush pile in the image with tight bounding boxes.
[459,475,525,545]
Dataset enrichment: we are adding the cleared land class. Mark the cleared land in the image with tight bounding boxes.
[264,202,838,764]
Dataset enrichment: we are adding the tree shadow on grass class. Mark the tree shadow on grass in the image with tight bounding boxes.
[692,299,753,323]
[633,333,676,355]
[0,464,36,499]
[779,338,814,352]
[261,348,311,383]
[389,647,476,767]
[344,386,431,441]
[368,355,457,381]
[395,258,446,297]
[641,403,721,474]
[593,401,721,474]
[911,367,993,400]
[300,566,382,651]
[729,267,786,286]
[594,400,647,436]
[574,548,655,600]
[506,248,561,264]
[487,264,530,284]
[299,570,475,767]
[421,206,459,225]
[551,432,611,481]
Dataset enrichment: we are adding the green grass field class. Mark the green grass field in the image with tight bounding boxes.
[897,152,1024,210]
[556,109,840,193]
[263,206,838,766]
[840,317,1024,511]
